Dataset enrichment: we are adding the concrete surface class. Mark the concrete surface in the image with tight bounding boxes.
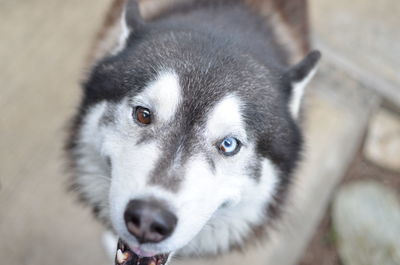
[0,1,111,264]
[0,0,395,265]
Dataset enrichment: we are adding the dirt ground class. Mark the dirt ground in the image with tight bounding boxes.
[299,147,400,265]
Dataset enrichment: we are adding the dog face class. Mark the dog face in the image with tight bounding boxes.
[103,82,279,255]
[67,0,320,262]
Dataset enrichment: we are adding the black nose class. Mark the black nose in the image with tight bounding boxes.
[124,199,177,244]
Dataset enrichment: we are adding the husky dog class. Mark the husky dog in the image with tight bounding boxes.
[67,0,320,264]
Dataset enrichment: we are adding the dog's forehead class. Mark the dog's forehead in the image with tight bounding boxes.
[135,68,244,126]
[133,70,182,123]
[206,95,247,141]
[132,69,248,147]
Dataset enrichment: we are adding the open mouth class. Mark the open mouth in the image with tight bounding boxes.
[115,239,170,265]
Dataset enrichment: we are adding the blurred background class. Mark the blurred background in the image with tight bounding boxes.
[0,0,399,265]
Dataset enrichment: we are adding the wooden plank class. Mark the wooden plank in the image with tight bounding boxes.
[318,42,400,108]
[309,0,400,107]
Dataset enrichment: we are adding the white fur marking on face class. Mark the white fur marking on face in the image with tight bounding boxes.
[206,95,247,142]
[136,71,181,123]
[177,158,279,256]
[108,139,162,244]
[290,67,317,119]
[75,102,111,222]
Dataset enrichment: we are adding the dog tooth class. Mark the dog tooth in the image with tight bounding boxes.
[117,249,128,264]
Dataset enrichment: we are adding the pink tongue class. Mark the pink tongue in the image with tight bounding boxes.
[131,246,157,257]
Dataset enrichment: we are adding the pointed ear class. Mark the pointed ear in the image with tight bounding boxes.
[287,50,321,119]
[125,0,145,30]
[115,0,144,53]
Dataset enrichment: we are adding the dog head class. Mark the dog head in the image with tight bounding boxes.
[67,0,320,263]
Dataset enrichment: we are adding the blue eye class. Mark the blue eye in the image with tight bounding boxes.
[218,137,241,156]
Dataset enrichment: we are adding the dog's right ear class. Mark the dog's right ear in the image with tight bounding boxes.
[115,0,144,53]
[286,50,321,119]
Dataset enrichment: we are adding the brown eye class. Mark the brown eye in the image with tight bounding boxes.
[135,107,152,125]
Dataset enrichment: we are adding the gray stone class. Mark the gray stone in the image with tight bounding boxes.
[364,109,400,172]
[332,181,400,265]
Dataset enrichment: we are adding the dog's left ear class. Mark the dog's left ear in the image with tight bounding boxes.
[124,0,145,30]
[286,50,321,119]
[115,0,145,53]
